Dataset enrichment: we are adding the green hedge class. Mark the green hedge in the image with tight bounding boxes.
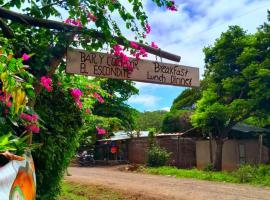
[33,88,83,200]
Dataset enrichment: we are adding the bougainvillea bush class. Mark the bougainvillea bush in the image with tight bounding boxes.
[0,37,38,160]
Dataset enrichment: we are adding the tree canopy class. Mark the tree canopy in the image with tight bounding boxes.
[136,110,167,132]
[191,12,270,171]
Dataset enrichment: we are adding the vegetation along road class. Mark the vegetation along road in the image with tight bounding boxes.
[66,167,270,200]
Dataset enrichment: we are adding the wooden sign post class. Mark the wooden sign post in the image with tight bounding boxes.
[66,48,200,87]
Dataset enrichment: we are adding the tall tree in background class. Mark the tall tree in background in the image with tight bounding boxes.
[93,79,139,130]
[162,87,202,133]
[137,110,167,132]
[192,13,270,171]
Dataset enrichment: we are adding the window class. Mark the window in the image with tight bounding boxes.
[239,144,246,164]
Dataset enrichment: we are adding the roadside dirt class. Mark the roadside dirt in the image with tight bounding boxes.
[66,166,270,200]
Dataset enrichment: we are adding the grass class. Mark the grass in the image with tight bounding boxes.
[59,181,146,200]
[142,164,270,187]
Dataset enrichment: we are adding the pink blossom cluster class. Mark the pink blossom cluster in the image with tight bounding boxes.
[22,53,30,61]
[96,126,106,135]
[93,92,104,103]
[20,113,38,122]
[20,113,40,133]
[167,1,178,11]
[70,88,83,109]
[64,18,82,27]
[129,42,148,60]
[85,108,91,114]
[0,90,12,108]
[145,23,151,34]
[79,4,97,23]
[87,13,97,22]
[26,124,40,133]
[40,76,53,92]
[112,45,133,71]
[151,42,159,49]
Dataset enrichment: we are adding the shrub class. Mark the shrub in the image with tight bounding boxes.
[33,87,83,200]
[234,165,255,183]
[233,164,270,184]
[147,145,171,167]
[203,163,214,172]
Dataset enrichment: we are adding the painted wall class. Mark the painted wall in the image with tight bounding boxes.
[196,139,269,170]
[127,136,196,168]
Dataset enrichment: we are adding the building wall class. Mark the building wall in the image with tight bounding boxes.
[127,136,196,168]
[127,138,148,164]
[196,139,269,171]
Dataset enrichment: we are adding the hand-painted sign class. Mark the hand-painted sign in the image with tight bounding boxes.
[0,152,36,200]
[66,48,200,87]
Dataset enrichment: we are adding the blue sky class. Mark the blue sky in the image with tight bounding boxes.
[124,0,270,112]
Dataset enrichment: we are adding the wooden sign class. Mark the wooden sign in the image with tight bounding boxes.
[66,48,200,87]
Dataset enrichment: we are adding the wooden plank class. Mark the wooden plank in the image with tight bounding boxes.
[66,48,200,87]
[0,7,181,62]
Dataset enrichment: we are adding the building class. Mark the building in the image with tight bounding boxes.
[94,124,270,170]
[95,131,196,168]
[196,124,270,170]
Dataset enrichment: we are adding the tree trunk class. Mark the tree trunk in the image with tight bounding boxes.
[213,139,224,171]
[268,148,270,164]
[209,132,213,164]
[267,134,270,164]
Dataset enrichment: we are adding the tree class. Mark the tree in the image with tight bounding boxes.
[162,86,203,133]
[162,110,193,132]
[93,79,139,130]
[192,14,270,171]
[136,110,167,132]
[170,87,202,111]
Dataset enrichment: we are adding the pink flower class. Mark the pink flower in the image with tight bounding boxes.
[96,126,106,135]
[130,41,139,49]
[76,100,83,109]
[57,82,62,86]
[86,108,91,114]
[87,13,97,22]
[139,47,147,56]
[6,101,12,108]
[143,34,147,38]
[93,92,104,103]
[20,113,33,122]
[41,76,53,92]
[70,89,83,100]
[167,1,178,11]
[22,53,30,61]
[32,114,38,122]
[113,45,122,54]
[64,18,72,24]
[64,18,82,27]
[4,109,8,114]
[70,88,83,109]
[151,42,158,49]
[26,124,40,133]
[145,23,151,34]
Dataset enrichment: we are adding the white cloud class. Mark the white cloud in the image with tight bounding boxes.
[160,107,170,112]
[127,94,160,109]
[126,0,270,111]
[144,0,270,77]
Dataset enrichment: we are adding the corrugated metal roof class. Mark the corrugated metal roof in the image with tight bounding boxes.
[232,123,270,133]
[99,131,149,141]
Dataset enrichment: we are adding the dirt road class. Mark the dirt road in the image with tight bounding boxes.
[66,166,270,200]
